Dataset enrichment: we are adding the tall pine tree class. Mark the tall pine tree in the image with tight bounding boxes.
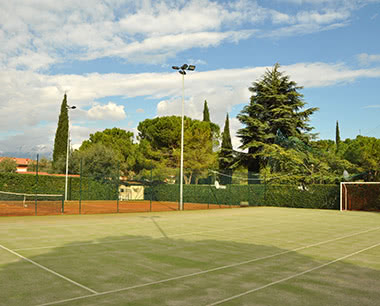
[219,113,233,184]
[237,63,318,180]
[335,120,341,152]
[52,94,69,170]
[203,100,210,122]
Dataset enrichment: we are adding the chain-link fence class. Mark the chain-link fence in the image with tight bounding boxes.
[0,160,340,216]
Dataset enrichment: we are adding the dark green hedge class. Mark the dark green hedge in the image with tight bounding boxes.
[1,173,339,209]
[0,173,118,200]
[147,183,340,210]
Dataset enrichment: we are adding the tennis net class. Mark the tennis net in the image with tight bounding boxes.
[0,191,64,216]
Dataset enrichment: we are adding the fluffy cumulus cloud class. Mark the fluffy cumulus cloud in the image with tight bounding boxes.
[1,62,380,154]
[1,0,380,155]
[0,0,370,69]
[87,102,126,121]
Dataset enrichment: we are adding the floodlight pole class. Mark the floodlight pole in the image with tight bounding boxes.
[180,72,185,211]
[172,64,196,211]
[65,105,76,201]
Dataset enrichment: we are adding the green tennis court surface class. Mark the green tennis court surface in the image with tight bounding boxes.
[1,207,379,306]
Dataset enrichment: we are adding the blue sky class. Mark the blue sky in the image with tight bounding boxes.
[0,0,380,157]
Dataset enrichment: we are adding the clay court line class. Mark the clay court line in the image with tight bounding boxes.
[0,243,98,294]
[207,241,380,305]
[35,226,380,306]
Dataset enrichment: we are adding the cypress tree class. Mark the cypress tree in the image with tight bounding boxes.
[52,94,69,170]
[336,120,341,151]
[237,63,318,180]
[203,100,210,122]
[219,114,233,184]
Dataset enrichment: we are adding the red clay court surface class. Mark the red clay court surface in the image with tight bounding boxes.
[0,200,237,217]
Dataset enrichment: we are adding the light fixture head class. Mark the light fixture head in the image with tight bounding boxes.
[187,65,196,71]
[180,64,188,70]
[172,66,180,70]
[179,70,186,75]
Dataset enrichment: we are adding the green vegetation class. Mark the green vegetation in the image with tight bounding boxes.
[202,100,210,122]
[219,113,233,184]
[237,63,318,175]
[15,63,380,185]
[0,158,17,173]
[0,172,117,200]
[52,94,69,172]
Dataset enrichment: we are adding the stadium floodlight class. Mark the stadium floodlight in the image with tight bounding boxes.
[65,104,76,202]
[171,64,196,211]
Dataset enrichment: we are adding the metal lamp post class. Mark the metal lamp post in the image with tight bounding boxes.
[171,64,196,211]
[65,105,76,201]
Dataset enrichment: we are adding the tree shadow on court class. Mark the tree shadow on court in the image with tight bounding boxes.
[1,229,380,306]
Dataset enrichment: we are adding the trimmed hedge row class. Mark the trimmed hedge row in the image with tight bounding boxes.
[148,183,340,210]
[1,172,340,209]
[0,173,118,200]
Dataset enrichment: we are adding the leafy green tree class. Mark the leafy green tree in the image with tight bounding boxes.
[52,94,69,171]
[174,120,216,184]
[200,100,220,151]
[137,116,182,169]
[138,116,216,183]
[336,121,341,152]
[27,157,52,173]
[0,158,17,173]
[72,143,119,181]
[219,114,233,184]
[237,63,318,178]
[203,100,210,122]
[343,136,380,180]
[79,128,136,174]
[262,133,359,185]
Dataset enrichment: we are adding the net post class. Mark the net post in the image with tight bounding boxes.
[35,154,39,216]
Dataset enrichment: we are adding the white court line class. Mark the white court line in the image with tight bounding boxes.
[35,226,380,306]
[206,241,380,306]
[0,243,98,294]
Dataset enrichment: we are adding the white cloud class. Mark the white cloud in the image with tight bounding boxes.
[0,0,366,70]
[364,105,380,108]
[1,61,380,154]
[295,9,350,24]
[358,53,380,66]
[87,102,126,121]
[136,108,145,113]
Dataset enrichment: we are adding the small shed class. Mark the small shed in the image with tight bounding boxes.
[119,181,144,201]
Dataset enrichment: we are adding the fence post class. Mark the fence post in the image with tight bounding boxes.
[117,162,120,213]
[68,177,72,201]
[264,172,267,206]
[35,154,39,216]
[150,168,153,212]
[79,158,82,214]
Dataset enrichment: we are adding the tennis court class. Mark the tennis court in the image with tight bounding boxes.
[1,207,379,306]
